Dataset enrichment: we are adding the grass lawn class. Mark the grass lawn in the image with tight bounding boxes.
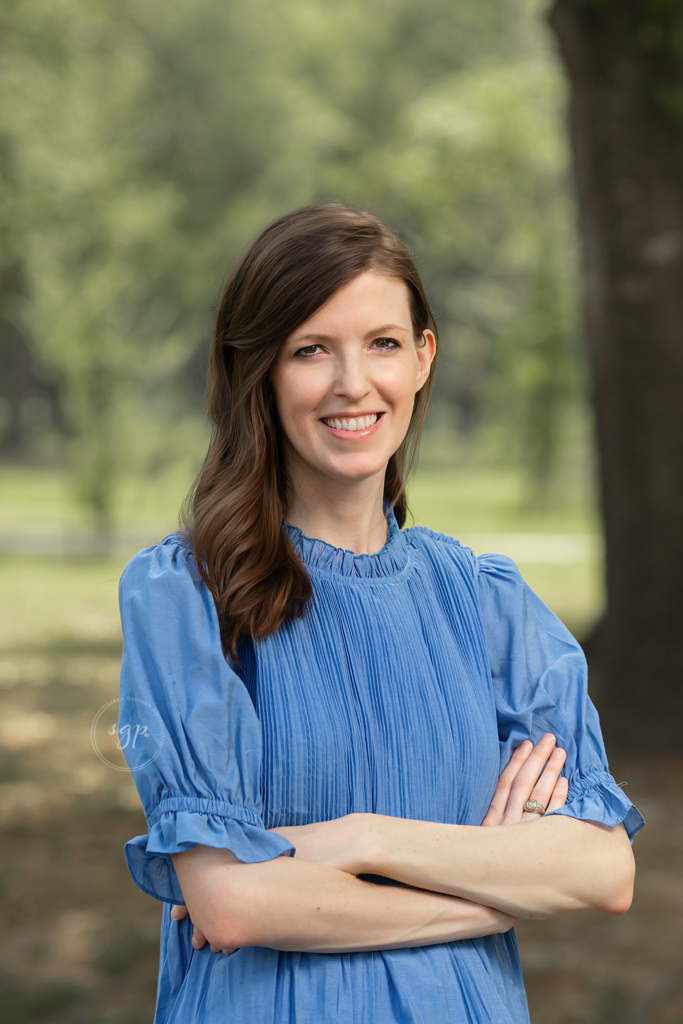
[0,460,604,642]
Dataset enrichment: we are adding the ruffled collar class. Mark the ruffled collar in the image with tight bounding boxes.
[283,509,408,580]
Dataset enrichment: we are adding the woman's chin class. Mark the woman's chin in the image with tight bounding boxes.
[315,457,391,488]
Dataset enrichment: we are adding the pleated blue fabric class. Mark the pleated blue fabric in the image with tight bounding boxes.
[119,513,643,1024]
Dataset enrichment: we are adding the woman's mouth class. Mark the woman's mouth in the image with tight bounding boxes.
[321,413,379,432]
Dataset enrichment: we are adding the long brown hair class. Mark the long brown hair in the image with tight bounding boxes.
[183,202,438,657]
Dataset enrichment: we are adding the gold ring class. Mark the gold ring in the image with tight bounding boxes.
[524,799,546,815]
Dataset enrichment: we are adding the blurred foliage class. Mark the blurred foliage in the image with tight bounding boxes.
[0,0,582,530]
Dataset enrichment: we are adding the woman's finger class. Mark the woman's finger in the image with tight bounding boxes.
[481,741,533,826]
[171,894,234,954]
[544,775,569,814]
[521,747,567,817]
[503,734,557,822]
[520,747,567,821]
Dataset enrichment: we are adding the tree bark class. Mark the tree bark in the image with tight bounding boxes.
[550,1,683,749]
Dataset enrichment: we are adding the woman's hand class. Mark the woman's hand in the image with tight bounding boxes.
[270,734,571,874]
[481,733,568,827]
[170,904,239,955]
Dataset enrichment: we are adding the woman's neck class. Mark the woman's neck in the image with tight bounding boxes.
[285,468,389,556]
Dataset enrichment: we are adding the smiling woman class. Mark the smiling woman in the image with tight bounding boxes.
[271,271,436,556]
[183,204,438,659]
[117,203,642,1024]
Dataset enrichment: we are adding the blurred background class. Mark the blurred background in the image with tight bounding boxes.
[0,0,681,1021]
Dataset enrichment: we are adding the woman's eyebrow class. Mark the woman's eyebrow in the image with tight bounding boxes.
[363,323,409,338]
[290,324,409,344]
[290,332,335,343]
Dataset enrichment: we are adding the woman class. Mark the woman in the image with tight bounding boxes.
[119,203,642,1024]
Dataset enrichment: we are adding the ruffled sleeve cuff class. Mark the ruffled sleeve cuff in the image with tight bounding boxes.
[124,797,295,904]
[545,767,645,841]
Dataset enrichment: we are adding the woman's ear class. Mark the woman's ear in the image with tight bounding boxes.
[415,330,437,391]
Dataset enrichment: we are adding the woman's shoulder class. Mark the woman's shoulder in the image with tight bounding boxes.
[403,526,479,592]
[403,524,467,555]
[119,532,223,653]
[404,526,520,579]
[119,531,204,602]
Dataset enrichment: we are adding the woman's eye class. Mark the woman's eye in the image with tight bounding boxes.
[295,344,324,357]
[372,337,400,350]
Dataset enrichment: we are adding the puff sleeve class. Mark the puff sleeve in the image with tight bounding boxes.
[477,552,644,840]
[118,534,294,905]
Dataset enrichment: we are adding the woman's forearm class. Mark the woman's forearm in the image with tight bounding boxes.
[171,846,514,953]
[271,740,635,921]
[348,814,635,919]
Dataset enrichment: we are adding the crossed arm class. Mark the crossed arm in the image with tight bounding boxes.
[171,735,635,954]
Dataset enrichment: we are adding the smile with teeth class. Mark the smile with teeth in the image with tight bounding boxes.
[322,413,379,432]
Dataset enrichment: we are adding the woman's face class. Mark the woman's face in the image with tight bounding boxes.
[271,271,436,490]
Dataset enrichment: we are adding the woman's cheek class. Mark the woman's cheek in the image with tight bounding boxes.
[382,367,419,421]
[278,373,322,434]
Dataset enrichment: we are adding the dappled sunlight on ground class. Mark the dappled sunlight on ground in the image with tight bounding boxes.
[0,636,160,1024]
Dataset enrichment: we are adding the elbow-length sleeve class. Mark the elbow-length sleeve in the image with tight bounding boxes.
[476,552,644,840]
[118,535,294,905]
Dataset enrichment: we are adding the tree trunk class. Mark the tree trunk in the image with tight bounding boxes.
[549,1,683,750]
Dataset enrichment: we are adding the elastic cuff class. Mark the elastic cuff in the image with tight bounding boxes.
[544,767,645,841]
[125,810,295,904]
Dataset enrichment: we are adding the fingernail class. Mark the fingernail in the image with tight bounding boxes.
[551,749,564,759]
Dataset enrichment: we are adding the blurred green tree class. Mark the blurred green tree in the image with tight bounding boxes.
[497,234,579,500]
[0,0,580,533]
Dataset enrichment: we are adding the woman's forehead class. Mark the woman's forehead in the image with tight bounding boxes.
[289,273,412,341]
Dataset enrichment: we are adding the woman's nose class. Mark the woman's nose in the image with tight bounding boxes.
[332,354,371,402]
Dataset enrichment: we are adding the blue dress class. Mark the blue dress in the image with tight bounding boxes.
[118,514,643,1024]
